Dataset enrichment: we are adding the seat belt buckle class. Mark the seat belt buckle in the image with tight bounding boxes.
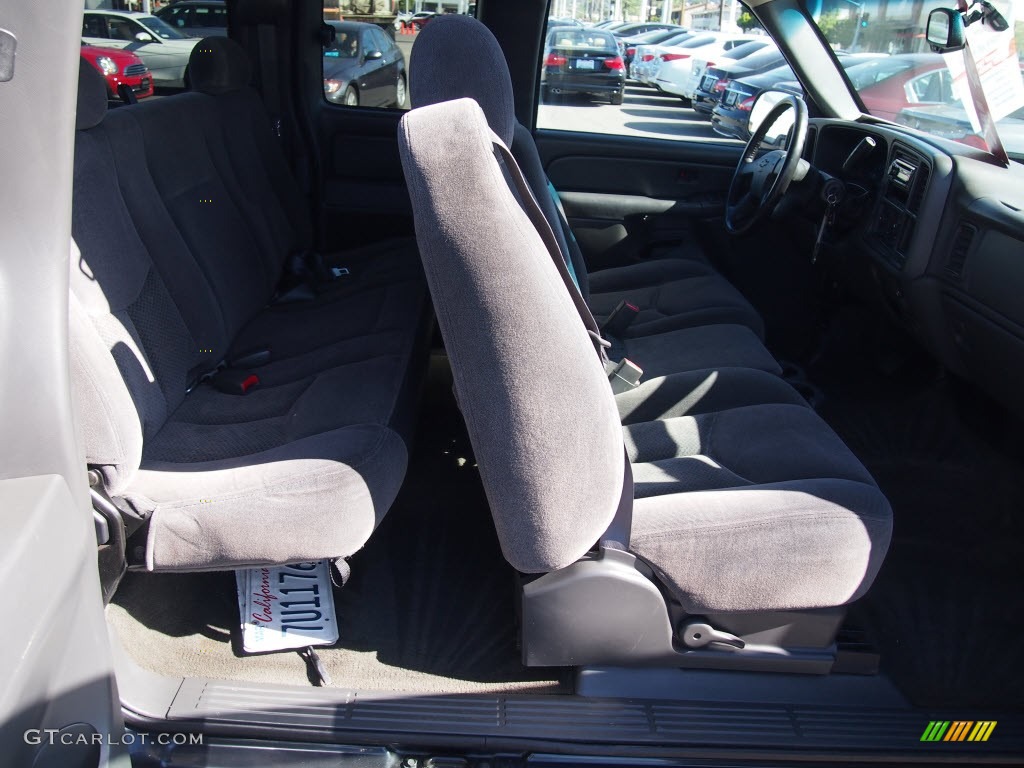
[601,300,640,337]
[213,370,261,395]
[605,357,643,394]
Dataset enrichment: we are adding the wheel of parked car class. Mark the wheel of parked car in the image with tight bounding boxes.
[725,93,808,235]
[343,85,359,107]
[610,90,624,105]
[395,74,407,109]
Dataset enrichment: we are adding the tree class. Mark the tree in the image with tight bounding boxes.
[737,9,760,31]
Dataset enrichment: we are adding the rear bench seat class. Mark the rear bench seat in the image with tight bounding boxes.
[69,59,430,572]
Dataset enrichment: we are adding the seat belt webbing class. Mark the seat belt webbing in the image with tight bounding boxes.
[491,135,608,362]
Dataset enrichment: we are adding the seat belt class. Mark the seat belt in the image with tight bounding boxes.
[256,24,284,141]
[491,134,642,392]
[491,135,636,549]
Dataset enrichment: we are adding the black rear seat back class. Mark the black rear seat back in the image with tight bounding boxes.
[118,95,281,342]
[69,60,426,572]
[188,36,313,261]
[72,74,210,443]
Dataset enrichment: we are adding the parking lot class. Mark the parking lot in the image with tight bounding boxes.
[394,35,730,143]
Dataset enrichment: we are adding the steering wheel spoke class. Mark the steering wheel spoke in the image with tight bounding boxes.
[725,95,809,236]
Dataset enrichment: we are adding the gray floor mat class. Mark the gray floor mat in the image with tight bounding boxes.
[108,355,565,694]
[811,319,1024,709]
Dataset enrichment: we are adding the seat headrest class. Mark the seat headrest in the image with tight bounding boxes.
[189,36,251,95]
[409,15,515,147]
[77,58,108,131]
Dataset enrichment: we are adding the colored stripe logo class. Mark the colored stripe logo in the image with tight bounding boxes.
[921,720,997,742]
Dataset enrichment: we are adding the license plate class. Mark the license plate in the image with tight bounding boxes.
[701,75,716,91]
[236,560,339,653]
[725,90,739,106]
[575,59,596,70]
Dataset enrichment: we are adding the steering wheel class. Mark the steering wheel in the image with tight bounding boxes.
[725,94,809,235]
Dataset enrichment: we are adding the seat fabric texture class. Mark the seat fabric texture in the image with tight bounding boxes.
[398,97,892,613]
[410,14,764,342]
[70,61,427,571]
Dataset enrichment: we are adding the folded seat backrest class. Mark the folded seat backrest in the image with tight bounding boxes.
[398,98,624,573]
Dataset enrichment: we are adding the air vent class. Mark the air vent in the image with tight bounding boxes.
[907,162,930,214]
[946,222,976,280]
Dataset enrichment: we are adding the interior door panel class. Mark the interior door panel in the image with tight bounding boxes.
[535,130,743,270]
[1,2,125,765]
[316,108,414,250]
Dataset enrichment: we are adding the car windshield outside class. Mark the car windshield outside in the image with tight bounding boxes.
[806,0,1024,156]
[138,14,190,40]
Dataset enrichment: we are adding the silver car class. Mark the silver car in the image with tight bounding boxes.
[82,10,199,88]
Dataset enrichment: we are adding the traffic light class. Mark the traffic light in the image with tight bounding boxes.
[860,12,870,27]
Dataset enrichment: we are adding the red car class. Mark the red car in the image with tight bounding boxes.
[80,41,154,100]
[845,53,951,123]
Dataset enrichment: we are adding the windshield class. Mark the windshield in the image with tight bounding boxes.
[806,0,1024,156]
[138,15,188,40]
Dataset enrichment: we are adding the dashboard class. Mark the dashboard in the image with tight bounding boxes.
[805,119,1024,418]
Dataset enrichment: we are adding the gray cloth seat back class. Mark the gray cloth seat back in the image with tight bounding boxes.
[409,14,590,298]
[399,98,624,573]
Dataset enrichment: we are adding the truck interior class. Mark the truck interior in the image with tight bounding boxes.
[3,0,1024,765]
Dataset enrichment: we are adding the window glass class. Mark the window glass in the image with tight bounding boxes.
[137,16,189,40]
[82,15,107,38]
[164,7,186,28]
[536,10,760,144]
[321,3,479,109]
[806,0,1024,157]
[107,18,141,42]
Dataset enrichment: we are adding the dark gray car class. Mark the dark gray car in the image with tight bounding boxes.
[323,21,407,108]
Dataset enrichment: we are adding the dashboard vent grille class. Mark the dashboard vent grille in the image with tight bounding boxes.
[946,222,976,280]
[908,161,930,214]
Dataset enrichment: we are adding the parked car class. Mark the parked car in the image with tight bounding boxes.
[619,27,691,73]
[679,39,773,103]
[843,53,951,122]
[540,26,626,104]
[630,30,695,84]
[712,54,888,141]
[407,11,436,30]
[154,0,227,39]
[81,10,199,88]
[691,44,784,115]
[323,21,407,108]
[641,32,726,88]
[654,34,760,101]
[611,21,682,39]
[80,41,154,100]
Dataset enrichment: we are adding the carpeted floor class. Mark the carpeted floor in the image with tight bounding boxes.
[107,354,566,694]
[810,311,1024,710]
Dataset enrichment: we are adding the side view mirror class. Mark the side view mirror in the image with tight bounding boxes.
[364,49,383,61]
[135,31,154,43]
[926,8,966,53]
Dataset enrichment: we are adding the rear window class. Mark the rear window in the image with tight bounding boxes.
[546,29,617,50]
